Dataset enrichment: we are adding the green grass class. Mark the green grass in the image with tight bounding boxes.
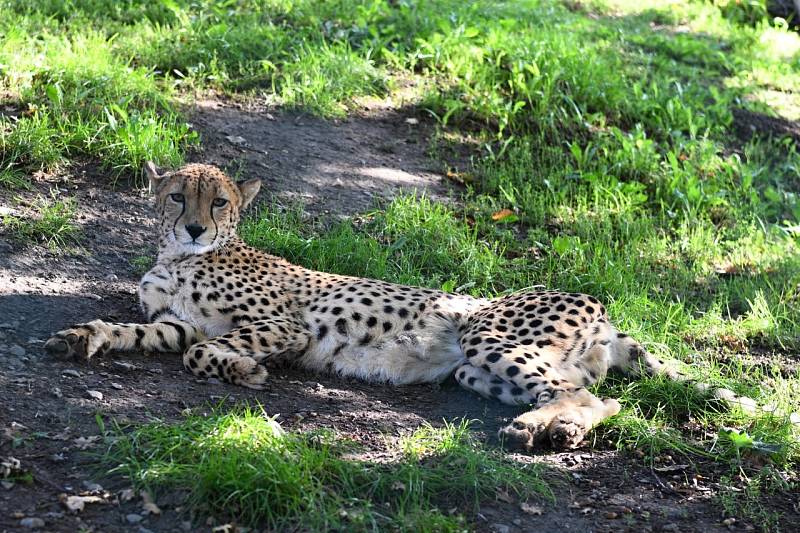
[2,0,799,528]
[129,254,155,275]
[717,466,790,531]
[1,195,80,249]
[103,406,550,531]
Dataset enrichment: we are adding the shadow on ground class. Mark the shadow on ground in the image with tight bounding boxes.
[189,98,460,218]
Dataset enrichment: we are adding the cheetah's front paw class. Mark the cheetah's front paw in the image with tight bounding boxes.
[229,357,269,390]
[44,321,110,361]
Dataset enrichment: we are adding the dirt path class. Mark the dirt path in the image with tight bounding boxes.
[0,102,787,532]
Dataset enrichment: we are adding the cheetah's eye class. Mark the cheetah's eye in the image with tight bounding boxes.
[212,197,228,208]
[169,193,185,203]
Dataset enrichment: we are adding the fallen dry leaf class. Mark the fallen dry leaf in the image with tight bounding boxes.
[73,436,101,450]
[0,456,21,478]
[445,169,474,185]
[495,487,515,504]
[119,488,136,502]
[653,464,690,473]
[520,502,543,515]
[141,491,161,515]
[491,208,515,221]
[59,494,106,513]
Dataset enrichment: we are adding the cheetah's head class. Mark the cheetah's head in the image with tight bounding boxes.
[145,161,261,257]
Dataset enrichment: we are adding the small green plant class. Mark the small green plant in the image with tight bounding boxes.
[1,195,80,250]
[717,468,789,531]
[129,254,155,274]
[0,167,29,189]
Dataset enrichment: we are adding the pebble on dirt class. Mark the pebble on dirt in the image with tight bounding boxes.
[87,390,104,401]
[9,344,25,357]
[19,517,45,529]
[126,513,144,524]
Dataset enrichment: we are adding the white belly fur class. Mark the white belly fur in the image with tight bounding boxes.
[300,310,466,385]
[298,295,486,385]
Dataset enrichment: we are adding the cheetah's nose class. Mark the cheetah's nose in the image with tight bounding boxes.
[185,223,206,240]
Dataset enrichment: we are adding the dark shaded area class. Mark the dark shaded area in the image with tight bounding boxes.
[732,107,800,145]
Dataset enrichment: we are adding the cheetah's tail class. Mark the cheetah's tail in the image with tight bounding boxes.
[610,331,759,414]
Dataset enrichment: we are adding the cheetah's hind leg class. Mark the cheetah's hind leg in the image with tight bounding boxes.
[499,388,620,451]
[454,363,535,406]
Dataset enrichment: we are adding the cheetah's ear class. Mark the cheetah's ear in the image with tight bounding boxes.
[237,178,261,210]
[144,161,165,193]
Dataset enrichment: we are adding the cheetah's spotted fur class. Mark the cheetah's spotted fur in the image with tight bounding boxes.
[45,163,755,450]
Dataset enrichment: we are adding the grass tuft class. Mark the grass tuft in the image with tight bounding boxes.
[103,406,550,530]
[1,195,80,250]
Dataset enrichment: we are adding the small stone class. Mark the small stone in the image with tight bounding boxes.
[722,518,736,526]
[87,390,104,401]
[105,274,119,282]
[206,378,221,385]
[113,361,137,371]
[9,345,25,357]
[662,524,680,532]
[19,517,45,529]
[181,521,193,531]
[490,524,510,533]
[51,387,63,399]
[1,480,14,490]
[604,512,618,519]
[62,369,81,378]
[110,382,123,390]
[126,513,144,524]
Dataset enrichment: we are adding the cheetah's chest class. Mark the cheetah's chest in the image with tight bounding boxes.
[141,260,284,338]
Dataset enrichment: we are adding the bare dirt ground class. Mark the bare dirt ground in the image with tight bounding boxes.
[1,100,796,532]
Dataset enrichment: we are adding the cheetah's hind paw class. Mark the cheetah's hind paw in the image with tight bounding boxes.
[498,420,549,452]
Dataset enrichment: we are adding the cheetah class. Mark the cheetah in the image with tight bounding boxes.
[44,162,755,450]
